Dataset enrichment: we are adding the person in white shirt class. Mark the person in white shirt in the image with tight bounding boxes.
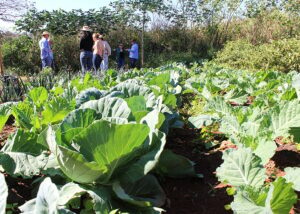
[100,35,111,71]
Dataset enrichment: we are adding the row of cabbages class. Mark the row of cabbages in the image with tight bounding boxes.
[0,70,200,214]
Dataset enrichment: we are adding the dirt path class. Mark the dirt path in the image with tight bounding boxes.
[163,128,232,214]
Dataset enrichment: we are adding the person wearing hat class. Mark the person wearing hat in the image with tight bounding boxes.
[39,31,52,68]
[100,35,111,72]
[79,26,94,74]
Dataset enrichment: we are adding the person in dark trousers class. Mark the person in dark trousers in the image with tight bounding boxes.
[127,39,139,69]
[79,26,93,74]
[116,43,125,70]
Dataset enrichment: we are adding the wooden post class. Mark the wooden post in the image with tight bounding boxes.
[141,11,146,68]
[0,46,4,76]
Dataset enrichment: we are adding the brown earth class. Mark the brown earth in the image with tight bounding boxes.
[163,128,233,214]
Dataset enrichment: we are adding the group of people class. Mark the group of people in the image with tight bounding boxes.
[38,26,139,74]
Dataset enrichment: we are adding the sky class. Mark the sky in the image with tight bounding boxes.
[35,0,112,11]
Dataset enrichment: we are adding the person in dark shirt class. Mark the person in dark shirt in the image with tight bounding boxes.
[116,43,125,70]
[79,26,93,74]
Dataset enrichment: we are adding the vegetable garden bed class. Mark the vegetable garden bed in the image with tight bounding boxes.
[0,64,300,213]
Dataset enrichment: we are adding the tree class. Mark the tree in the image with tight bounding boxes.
[111,0,170,67]
[15,8,119,36]
[0,0,31,75]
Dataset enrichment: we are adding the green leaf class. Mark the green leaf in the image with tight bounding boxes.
[163,94,177,108]
[75,87,106,108]
[73,121,150,183]
[42,97,75,125]
[133,111,149,123]
[0,102,16,132]
[37,125,60,149]
[283,167,300,191]
[216,148,266,188]
[56,146,104,184]
[0,173,8,214]
[155,150,201,178]
[51,120,150,184]
[34,177,59,214]
[289,127,300,143]
[188,115,216,128]
[28,87,48,108]
[58,183,111,214]
[55,109,100,145]
[231,178,297,214]
[118,130,166,184]
[206,96,233,116]
[12,102,35,130]
[113,175,166,208]
[270,177,297,214]
[1,129,46,156]
[110,82,156,108]
[0,152,50,178]
[231,187,269,213]
[224,89,248,105]
[270,100,300,138]
[80,97,132,120]
[253,139,277,165]
[125,96,147,113]
[148,73,170,88]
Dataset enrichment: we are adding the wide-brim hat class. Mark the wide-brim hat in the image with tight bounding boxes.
[42,31,50,36]
[81,26,92,31]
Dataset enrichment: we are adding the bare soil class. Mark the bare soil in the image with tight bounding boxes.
[163,128,233,214]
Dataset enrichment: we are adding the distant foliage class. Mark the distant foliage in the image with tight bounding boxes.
[213,38,300,72]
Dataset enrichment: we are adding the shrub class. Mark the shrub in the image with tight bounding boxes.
[213,38,300,72]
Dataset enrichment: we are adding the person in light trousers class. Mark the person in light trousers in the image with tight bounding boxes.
[100,35,111,72]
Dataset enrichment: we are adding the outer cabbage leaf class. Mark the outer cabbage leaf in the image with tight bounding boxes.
[216,148,266,188]
[253,139,277,165]
[12,102,35,130]
[283,167,300,191]
[20,179,111,214]
[188,115,216,128]
[0,173,7,214]
[55,109,101,145]
[0,102,16,132]
[231,178,297,214]
[270,100,300,138]
[117,130,166,184]
[75,87,107,108]
[0,152,50,178]
[80,97,131,120]
[113,175,166,208]
[125,96,147,113]
[155,150,201,178]
[2,129,47,156]
[110,82,156,108]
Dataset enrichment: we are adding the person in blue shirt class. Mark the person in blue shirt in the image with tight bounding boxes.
[38,31,52,68]
[127,39,139,69]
